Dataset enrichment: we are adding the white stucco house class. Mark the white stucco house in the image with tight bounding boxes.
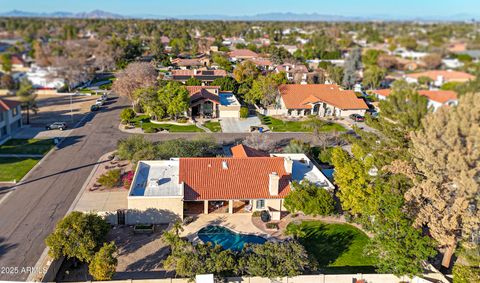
[260,84,369,117]
[373,89,458,111]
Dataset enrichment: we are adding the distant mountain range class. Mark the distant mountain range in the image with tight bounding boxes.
[0,9,477,22]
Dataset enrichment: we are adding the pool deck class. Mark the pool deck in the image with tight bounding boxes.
[180,213,270,242]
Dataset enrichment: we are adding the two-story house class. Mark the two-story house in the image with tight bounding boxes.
[0,98,22,142]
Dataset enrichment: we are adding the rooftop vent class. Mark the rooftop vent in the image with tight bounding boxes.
[222,161,228,170]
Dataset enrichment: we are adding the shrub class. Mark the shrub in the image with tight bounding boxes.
[240,107,249,118]
[261,210,271,222]
[252,211,262,217]
[122,171,134,189]
[97,169,121,188]
[176,117,188,123]
[120,108,135,122]
[284,181,335,216]
[143,126,158,133]
[266,223,279,229]
[88,242,118,281]
[318,147,334,165]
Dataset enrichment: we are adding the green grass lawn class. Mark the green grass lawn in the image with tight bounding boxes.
[0,139,54,155]
[288,220,376,274]
[259,115,346,132]
[132,115,204,133]
[0,157,41,182]
[203,121,222,132]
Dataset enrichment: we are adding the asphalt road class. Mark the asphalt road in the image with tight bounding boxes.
[0,96,318,281]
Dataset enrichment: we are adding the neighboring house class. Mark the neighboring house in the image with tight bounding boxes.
[442,58,464,69]
[228,49,258,61]
[186,86,240,118]
[396,58,425,71]
[248,58,274,71]
[373,89,458,111]
[279,45,298,55]
[126,144,334,224]
[275,63,309,83]
[171,57,209,69]
[22,66,65,89]
[171,69,227,84]
[404,70,475,86]
[0,98,22,142]
[262,84,369,117]
[394,49,428,60]
[11,54,29,72]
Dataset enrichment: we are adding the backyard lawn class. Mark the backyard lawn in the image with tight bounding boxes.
[203,121,222,132]
[0,157,41,182]
[132,115,204,133]
[0,139,54,155]
[259,115,346,132]
[288,220,376,273]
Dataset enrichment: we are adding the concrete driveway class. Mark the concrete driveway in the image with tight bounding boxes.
[219,116,262,133]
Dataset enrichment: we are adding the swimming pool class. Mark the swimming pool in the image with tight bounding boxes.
[197,225,266,251]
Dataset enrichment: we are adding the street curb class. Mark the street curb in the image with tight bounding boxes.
[26,151,113,282]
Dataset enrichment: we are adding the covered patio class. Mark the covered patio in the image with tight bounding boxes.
[184,200,253,215]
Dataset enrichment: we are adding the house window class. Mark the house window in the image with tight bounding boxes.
[256,200,265,210]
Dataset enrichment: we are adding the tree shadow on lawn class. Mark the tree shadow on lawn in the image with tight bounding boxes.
[298,223,356,267]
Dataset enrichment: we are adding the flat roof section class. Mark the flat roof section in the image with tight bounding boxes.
[129,160,183,197]
[219,92,240,106]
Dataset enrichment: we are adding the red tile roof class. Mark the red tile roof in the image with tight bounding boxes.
[406,70,475,81]
[279,84,369,110]
[374,89,458,104]
[185,86,220,104]
[0,98,21,112]
[172,69,227,76]
[179,157,291,200]
[228,49,258,59]
[276,63,308,73]
[248,58,273,67]
[231,144,269,157]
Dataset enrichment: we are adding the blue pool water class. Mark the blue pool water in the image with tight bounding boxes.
[197,225,267,251]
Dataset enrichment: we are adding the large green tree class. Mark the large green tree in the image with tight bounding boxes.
[157,82,189,120]
[88,242,118,281]
[45,212,110,263]
[284,181,335,216]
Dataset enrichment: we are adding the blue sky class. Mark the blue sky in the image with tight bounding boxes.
[0,0,477,17]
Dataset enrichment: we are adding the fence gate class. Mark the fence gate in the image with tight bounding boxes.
[117,209,126,225]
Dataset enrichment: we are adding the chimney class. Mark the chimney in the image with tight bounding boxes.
[284,157,293,174]
[269,172,280,196]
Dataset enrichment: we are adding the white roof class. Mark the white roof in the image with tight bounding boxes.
[129,160,183,197]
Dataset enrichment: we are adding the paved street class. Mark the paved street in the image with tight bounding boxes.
[0,95,320,281]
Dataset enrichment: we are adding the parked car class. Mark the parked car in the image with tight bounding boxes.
[349,114,365,122]
[100,94,108,101]
[95,98,104,106]
[90,104,100,111]
[46,122,68,131]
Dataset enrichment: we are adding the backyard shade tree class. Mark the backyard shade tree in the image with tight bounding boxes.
[45,211,110,263]
[185,77,202,86]
[112,62,157,107]
[120,108,136,123]
[88,241,118,281]
[233,60,260,84]
[245,73,286,106]
[212,76,239,92]
[362,66,386,89]
[238,241,314,278]
[284,181,335,216]
[406,92,480,269]
[16,78,38,125]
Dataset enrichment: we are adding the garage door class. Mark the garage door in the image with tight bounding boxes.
[219,110,240,118]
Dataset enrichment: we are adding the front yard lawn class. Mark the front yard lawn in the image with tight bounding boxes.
[288,220,376,274]
[0,139,54,155]
[132,115,204,133]
[0,157,41,182]
[203,121,222,132]
[259,115,346,132]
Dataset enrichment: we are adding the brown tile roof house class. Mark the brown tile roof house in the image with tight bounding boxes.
[231,144,269,157]
[279,84,369,110]
[171,69,227,83]
[405,70,475,83]
[0,98,21,112]
[185,86,221,104]
[228,49,258,60]
[179,157,291,200]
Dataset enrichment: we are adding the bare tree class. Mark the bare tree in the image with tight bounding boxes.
[243,133,277,152]
[112,62,158,107]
